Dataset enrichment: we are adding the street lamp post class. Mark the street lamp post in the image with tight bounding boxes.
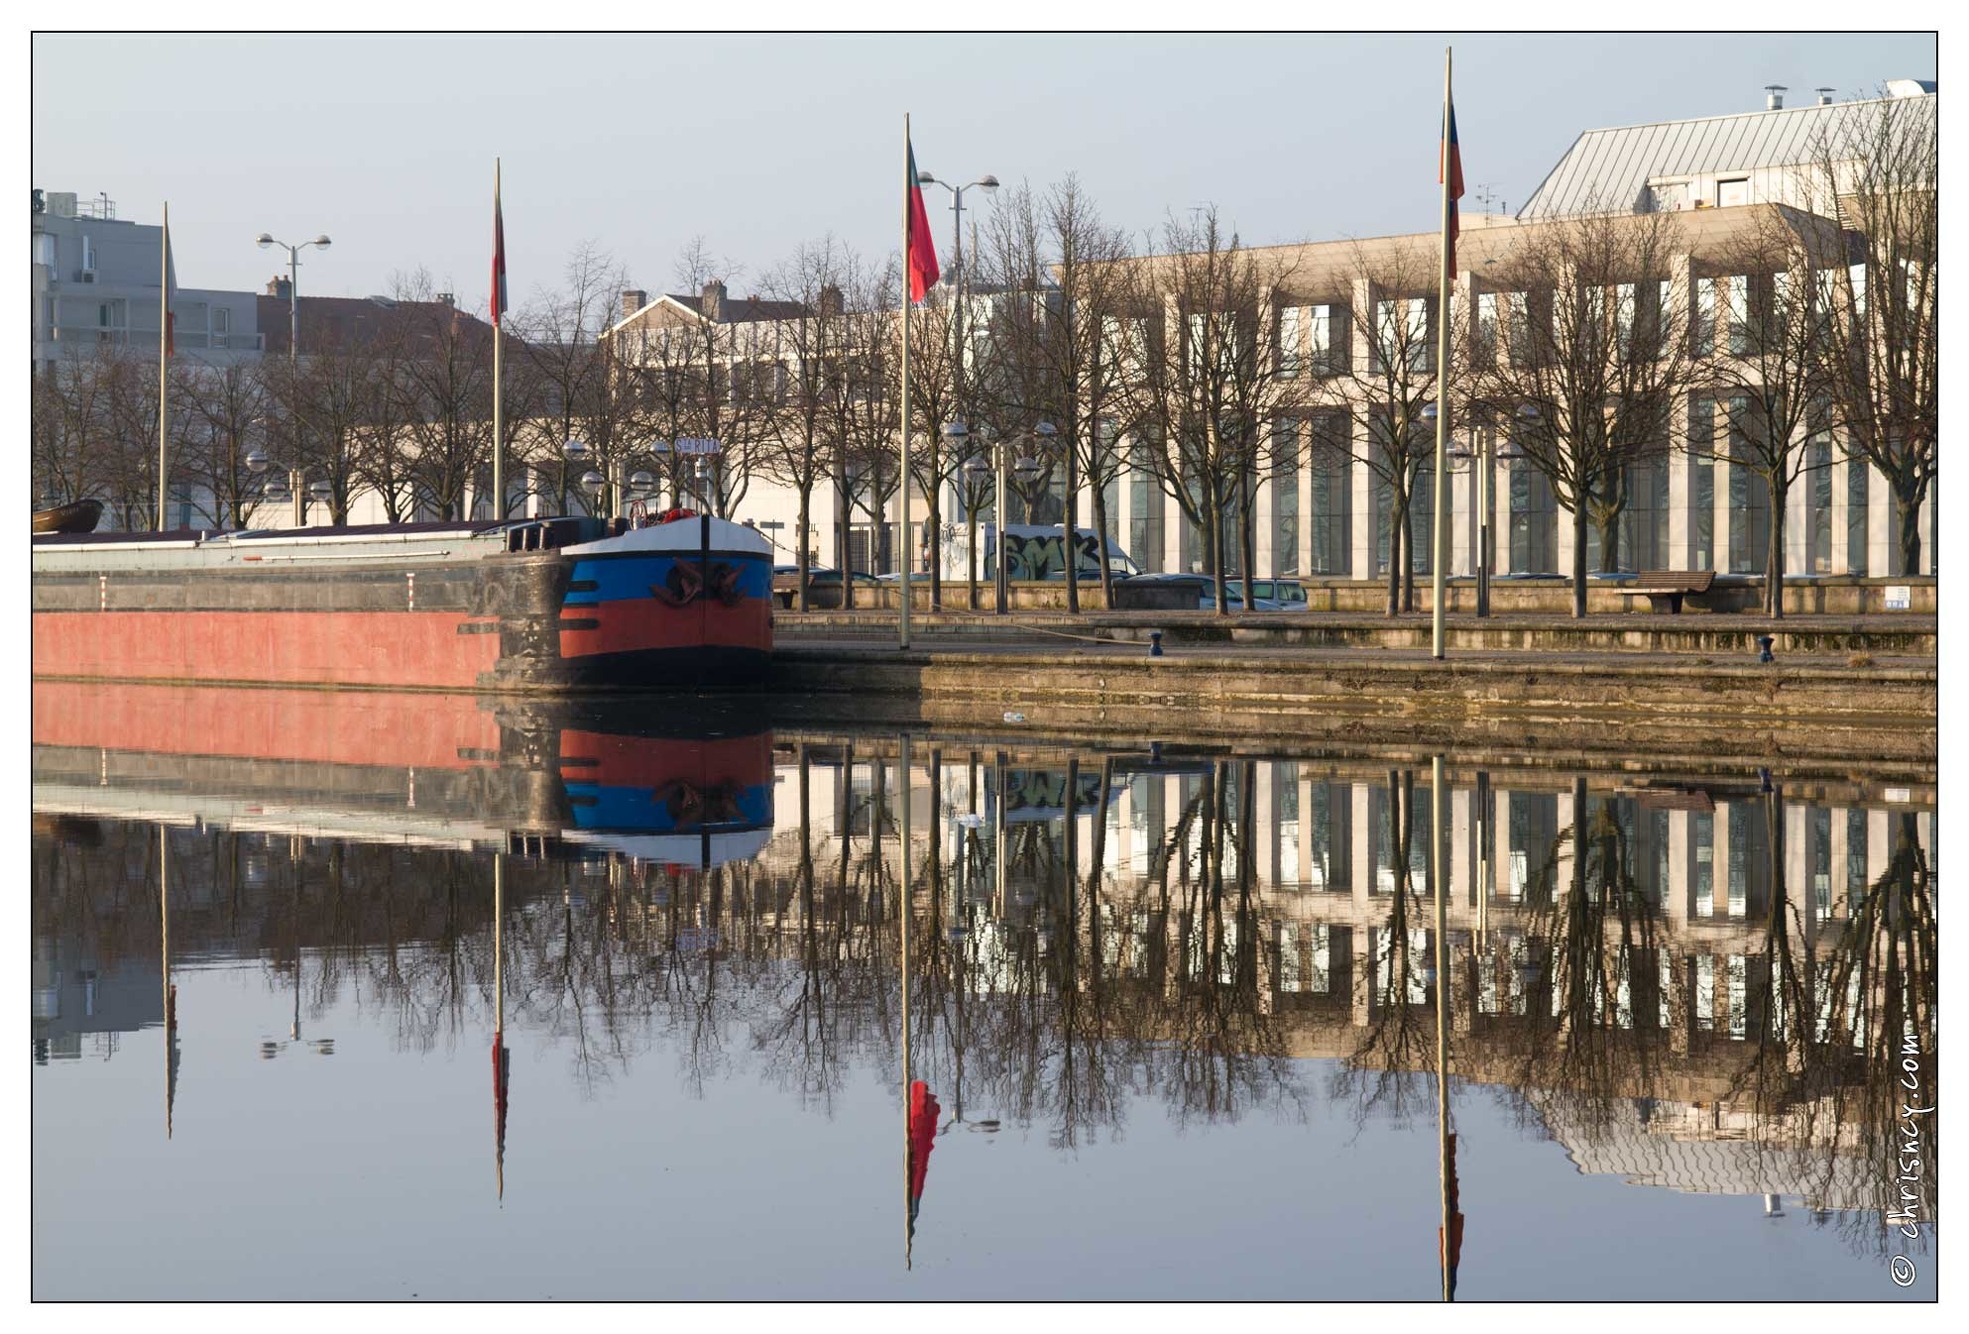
[914,171,999,469]
[258,231,331,522]
[256,232,332,371]
[972,423,1052,614]
[247,448,332,528]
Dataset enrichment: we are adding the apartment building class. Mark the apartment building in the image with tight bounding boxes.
[31,190,263,373]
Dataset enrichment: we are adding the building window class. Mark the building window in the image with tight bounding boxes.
[1846,456,1869,577]
[1276,305,1302,377]
[1694,811,1716,918]
[1689,396,1716,568]
[213,306,231,349]
[1693,278,1717,357]
[1808,432,1834,573]
[1307,303,1345,376]
[1509,459,1557,574]
[1371,298,1432,375]
[1309,414,1352,575]
[1727,396,1769,574]
[1590,456,1670,572]
[1476,291,1499,364]
[1724,274,1750,355]
[1129,440,1163,574]
[1505,291,1531,367]
[1272,419,1300,577]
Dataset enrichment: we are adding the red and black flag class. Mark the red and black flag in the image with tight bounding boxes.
[491,162,509,329]
[905,131,940,304]
[1440,94,1466,273]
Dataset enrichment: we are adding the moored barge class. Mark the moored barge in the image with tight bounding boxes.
[31,512,772,692]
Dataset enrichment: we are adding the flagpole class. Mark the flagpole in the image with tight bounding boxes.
[1431,48,1453,661]
[899,116,913,652]
[157,202,170,532]
[492,159,505,523]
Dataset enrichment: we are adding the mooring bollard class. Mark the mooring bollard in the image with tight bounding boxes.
[1148,630,1164,658]
[1757,635,1776,664]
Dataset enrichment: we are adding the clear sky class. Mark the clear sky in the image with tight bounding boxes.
[31,31,1936,315]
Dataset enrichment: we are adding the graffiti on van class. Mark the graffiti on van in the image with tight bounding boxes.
[1001,530,1101,580]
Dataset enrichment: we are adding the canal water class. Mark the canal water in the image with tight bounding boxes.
[31,685,1937,1300]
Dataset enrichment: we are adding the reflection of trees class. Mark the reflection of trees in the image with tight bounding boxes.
[1726,795,1937,1254]
[34,748,1932,1247]
[1489,777,1673,1136]
[1335,768,1434,1128]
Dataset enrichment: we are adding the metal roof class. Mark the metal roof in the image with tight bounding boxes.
[1518,93,1935,220]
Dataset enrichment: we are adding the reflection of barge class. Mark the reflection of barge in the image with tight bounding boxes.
[31,681,773,867]
[31,513,771,693]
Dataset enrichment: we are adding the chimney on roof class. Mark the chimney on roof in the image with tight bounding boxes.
[818,283,844,318]
[702,280,726,321]
[267,275,292,300]
[620,288,647,319]
[1816,87,1836,106]
[1764,85,1787,110]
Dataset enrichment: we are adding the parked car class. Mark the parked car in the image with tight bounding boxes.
[770,565,880,609]
[1123,572,1270,611]
[1225,578,1302,611]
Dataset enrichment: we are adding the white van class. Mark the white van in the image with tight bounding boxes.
[930,524,1141,582]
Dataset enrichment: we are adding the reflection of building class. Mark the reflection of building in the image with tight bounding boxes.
[1532,1090,1872,1212]
[32,935,161,1063]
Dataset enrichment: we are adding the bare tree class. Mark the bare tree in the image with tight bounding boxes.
[1474,207,1695,617]
[981,178,1136,612]
[1696,210,1848,615]
[1806,92,1937,576]
[390,269,497,521]
[1121,207,1301,615]
[758,238,853,609]
[178,360,271,528]
[1311,240,1446,614]
[515,241,637,519]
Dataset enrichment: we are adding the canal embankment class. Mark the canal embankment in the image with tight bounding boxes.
[767,621,1936,768]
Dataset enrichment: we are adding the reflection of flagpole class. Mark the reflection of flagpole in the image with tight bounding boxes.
[161,823,176,1139]
[493,849,508,1201]
[899,732,913,1269]
[1433,755,1460,1301]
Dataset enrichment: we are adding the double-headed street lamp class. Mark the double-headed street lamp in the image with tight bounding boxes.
[256,232,332,366]
[563,437,657,520]
[246,447,332,528]
[951,419,1050,614]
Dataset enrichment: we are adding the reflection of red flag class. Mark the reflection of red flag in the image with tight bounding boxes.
[907,1080,940,1229]
[905,136,939,304]
[1438,1132,1465,1299]
[492,1034,510,1199]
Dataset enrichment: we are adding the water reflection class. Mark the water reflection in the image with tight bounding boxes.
[30,683,1937,1296]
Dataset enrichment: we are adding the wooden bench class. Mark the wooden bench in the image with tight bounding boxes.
[1622,569,1715,614]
